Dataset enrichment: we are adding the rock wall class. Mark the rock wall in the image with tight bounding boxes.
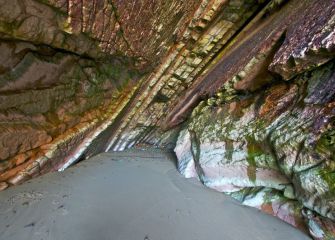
[0,38,141,189]
[175,63,335,238]
[0,0,202,188]
[107,0,267,150]
[174,0,335,239]
[0,0,335,239]
[0,0,274,186]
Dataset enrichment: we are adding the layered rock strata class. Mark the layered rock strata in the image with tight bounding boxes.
[0,0,335,239]
[173,0,335,239]
[0,0,203,187]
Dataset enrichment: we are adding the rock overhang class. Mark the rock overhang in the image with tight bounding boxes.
[0,0,334,239]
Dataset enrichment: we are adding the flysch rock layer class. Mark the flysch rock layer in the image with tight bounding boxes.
[0,0,335,239]
[0,0,203,187]
[166,0,335,128]
[172,1,335,239]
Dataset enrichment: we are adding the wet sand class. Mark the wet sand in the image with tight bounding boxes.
[0,149,310,240]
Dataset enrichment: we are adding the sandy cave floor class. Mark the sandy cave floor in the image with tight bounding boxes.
[0,149,310,240]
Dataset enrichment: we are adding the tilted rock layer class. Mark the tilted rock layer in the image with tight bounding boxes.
[0,0,335,239]
[0,0,201,186]
[173,1,335,239]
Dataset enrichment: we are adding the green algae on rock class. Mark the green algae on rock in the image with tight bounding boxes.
[0,0,334,239]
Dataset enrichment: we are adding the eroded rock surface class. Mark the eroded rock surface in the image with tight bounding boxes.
[0,0,335,239]
[172,1,335,238]
[0,0,201,186]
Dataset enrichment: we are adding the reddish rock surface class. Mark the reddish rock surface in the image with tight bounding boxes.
[165,0,335,128]
[0,0,334,239]
[0,0,208,186]
[270,0,335,79]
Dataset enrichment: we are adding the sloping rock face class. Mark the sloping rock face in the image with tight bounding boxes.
[0,0,335,239]
[0,0,202,186]
[174,1,335,239]
[175,65,335,238]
